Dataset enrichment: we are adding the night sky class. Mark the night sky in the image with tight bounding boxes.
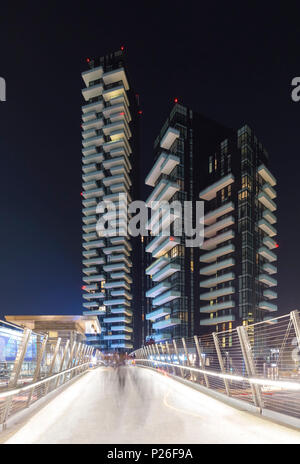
[0,2,299,320]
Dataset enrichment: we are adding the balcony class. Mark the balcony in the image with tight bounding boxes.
[262,210,277,225]
[200,315,235,326]
[83,301,99,309]
[110,307,133,316]
[258,246,277,262]
[264,289,277,300]
[160,127,180,150]
[83,239,105,250]
[111,325,133,332]
[104,281,130,290]
[82,99,104,115]
[146,256,169,276]
[200,258,235,276]
[151,333,172,342]
[83,257,105,267]
[82,83,104,101]
[103,68,129,90]
[152,290,181,307]
[102,83,128,106]
[259,301,278,312]
[204,202,234,226]
[104,298,130,307]
[83,292,105,300]
[103,316,131,324]
[110,272,132,283]
[82,309,106,316]
[263,236,278,250]
[200,272,235,288]
[83,266,97,276]
[200,244,235,263]
[202,230,235,251]
[146,282,171,299]
[111,289,132,300]
[83,250,98,259]
[145,152,180,187]
[82,170,104,183]
[200,300,235,314]
[111,343,133,349]
[200,286,235,301]
[81,65,103,86]
[103,262,130,273]
[258,274,277,287]
[152,263,181,282]
[262,183,276,200]
[82,187,104,199]
[83,274,105,283]
[258,192,277,212]
[199,174,234,201]
[146,179,179,207]
[262,263,277,275]
[82,116,104,132]
[257,164,276,187]
[152,236,181,258]
[146,307,171,321]
[258,219,277,237]
[153,318,181,330]
[104,334,131,341]
[204,215,235,238]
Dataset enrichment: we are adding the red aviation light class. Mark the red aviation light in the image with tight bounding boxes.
[275,243,279,248]
[80,192,83,196]
[86,58,90,63]
[138,110,143,115]
[121,45,125,51]
[170,236,175,241]
[82,286,86,290]
[174,98,178,103]
[120,112,125,116]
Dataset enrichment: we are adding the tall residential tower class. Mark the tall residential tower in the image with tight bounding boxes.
[81,50,141,351]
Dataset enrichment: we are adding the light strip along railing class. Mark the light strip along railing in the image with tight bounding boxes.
[132,310,300,423]
[0,320,96,429]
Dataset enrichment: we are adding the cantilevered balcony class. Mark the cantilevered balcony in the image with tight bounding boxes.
[152,236,181,258]
[102,83,129,106]
[151,333,171,342]
[145,152,180,187]
[103,316,131,324]
[83,274,105,283]
[200,258,235,276]
[103,262,130,273]
[202,230,235,251]
[82,65,103,87]
[200,272,235,288]
[200,286,235,301]
[82,170,104,183]
[82,116,104,132]
[104,334,131,341]
[199,174,235,201]
[160,127,180,150]
[146,307,171,321]
[83,257,105,267]
[102,67,129,90]
[152,263,181,282]
[204,215,235,238]
[200,244,235,263]
[257,164,277,187]
[82,83,104,102]
[263,236,278,250]
[83,292,105,300]
[200,315,235,326]
[83,301,99,309]
[153,318,181,330]
[83,239,105,250]
[259,301,277,312]
[146,179,179,207]
[200,300,235,314]
[82,187,104,199]
[262,210,277,225]
[258,246,277,262]
[145,235,167,254]
[110,307,133,316]
[152,290,181,307]
[111,325,133,332]
[258,192,277,212]
[146,282,171,299]
[104,298,130,307]
[146,256,170,276]
[82,309,106,316]
[104,280,130,290]
[258,274,277,287]
[264,289,277,300]
[262,183,276,200]
[111,343,133,349]
[82,99,104,115]
[83,266,97,276]
[258,219,277,237]
[83,250,98,259]
[204,202,234,226]
[262,263,277,275]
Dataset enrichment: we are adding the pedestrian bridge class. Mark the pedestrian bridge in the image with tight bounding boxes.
[1,311,300,444]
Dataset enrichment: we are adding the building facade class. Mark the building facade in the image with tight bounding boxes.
[81,49,141,352]
[144,104,278,343]
[199,124,278,333]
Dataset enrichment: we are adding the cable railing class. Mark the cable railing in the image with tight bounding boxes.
[0,320,99,429]
[131,310,300,426]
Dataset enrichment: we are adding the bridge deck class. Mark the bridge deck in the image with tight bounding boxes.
[3,366,300,444]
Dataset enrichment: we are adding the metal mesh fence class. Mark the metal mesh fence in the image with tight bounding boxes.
[132,310,300,422]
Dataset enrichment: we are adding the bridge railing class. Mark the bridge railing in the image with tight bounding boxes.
[0,320,97,429]
[132,310,300,425]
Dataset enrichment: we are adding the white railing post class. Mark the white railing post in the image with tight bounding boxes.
[55,340,70,389]
[237,326,263,409]
[1,328,31,428]
[165,341,175,375]
[212,332,230,396]
[291,310,300,351]
[44,338,61,395]
[173,339,184,377]
[194,335,210,388]
[26,334,48,408]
